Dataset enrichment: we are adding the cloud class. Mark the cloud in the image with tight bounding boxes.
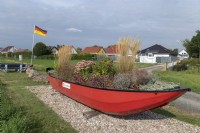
[66,28,82,33]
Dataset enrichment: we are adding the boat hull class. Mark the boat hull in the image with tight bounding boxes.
[48,75,190,116]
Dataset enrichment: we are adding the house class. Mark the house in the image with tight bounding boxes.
[51,45,77,54]
[106,44,138,60]
[178,50,189,59]
[1,46,18,53]
[81,45,105,55]
[15,49,30,52]
[51,47,58,54]
[139,44,178,63]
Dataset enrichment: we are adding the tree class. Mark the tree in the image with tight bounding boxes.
[33,42,50,56]
[76,47,82,54]
[169,48,178,54]
[183,30,200,59]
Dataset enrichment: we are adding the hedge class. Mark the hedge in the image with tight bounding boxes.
[0,52,32,59]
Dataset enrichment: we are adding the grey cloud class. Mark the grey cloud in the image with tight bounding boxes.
[0,0,199,50]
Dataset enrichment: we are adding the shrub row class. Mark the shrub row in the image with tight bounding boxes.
[37,54,97,60]
[71,54,96,60]
[0,52,32,59]
[173,59,200,71]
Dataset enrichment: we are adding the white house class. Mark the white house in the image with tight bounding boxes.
[1,46,18,53]
[139,44,178,63]
[178,50,189,60]
[51,47,58,54]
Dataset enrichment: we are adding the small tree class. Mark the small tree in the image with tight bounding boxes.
[183,30,200,59]
[33,42,49,56]
[76,47,82,54]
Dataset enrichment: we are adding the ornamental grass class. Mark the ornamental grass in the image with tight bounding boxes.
[55,45,73,80]
[117,37,141,73]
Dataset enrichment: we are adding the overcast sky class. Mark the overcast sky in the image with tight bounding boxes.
[0,0,200,50]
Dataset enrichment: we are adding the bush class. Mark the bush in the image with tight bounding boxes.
[33,42,51,56]
[14,51,32,59]
[86,74,114,88]
[113,73,131,90]
[92,58,116,77]
[172,63,188,71]
[74,60,95,78]
[71,54,96,60]
[130,69,154,89]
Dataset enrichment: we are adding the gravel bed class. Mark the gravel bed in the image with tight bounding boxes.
[27,85,200,133]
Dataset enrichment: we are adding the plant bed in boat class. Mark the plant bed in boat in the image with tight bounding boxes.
[48,74,190,116]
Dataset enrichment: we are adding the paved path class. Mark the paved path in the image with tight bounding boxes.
[143,64,200,114]
[142,64,164,73]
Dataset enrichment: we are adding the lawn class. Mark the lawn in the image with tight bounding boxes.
[155,71,200,94]
[0,57,156,71]
[0,72,76,133]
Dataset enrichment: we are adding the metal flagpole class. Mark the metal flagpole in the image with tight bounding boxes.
[31,25,35,65]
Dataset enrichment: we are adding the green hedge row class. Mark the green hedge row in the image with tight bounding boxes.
[37,54,96,60]
[0,52,32,59]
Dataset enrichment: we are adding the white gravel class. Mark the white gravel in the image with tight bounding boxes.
[27,85,200,133]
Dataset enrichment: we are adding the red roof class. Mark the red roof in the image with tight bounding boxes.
[106,45,118,54]
[1,46,15,52]
[81,46,103,54]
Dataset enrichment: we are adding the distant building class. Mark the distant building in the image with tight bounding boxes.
[81,45,105,55]
[15,48,30,52]
[0,47,3,52]
[52,45,77,54]
[51,47,58,54]
[139,44,178,63]
[1,46,18,53]
[178,50,189,59]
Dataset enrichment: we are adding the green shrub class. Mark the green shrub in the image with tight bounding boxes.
[71,54,96,60]
[14,51,32,59]
[74,60,95,78]
[92,58,116,77]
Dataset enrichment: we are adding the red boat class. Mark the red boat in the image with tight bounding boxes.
[48,74,190,116]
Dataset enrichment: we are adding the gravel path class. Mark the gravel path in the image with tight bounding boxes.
[27,85,200,133]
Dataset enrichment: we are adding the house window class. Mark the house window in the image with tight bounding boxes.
[148,53,153,57]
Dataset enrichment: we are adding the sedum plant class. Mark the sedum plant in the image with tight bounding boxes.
[113,73,131,90]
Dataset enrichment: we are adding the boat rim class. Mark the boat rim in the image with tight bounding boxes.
[48,74,191,93]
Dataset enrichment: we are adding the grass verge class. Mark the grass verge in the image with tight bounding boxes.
[152,105,200,126]
[0,72,76,133]
[155,71,200,93]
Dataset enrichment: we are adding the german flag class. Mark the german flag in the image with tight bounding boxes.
[34,26,47,36]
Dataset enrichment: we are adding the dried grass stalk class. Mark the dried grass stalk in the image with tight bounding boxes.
[117,37,141,73]
[55,45,72,79]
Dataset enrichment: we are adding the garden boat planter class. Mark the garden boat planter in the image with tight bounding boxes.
[48,74,190,116]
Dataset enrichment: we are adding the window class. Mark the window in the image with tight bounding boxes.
[148,53,153,57]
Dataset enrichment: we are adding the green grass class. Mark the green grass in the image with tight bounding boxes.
[153,105,200,126]
[0,57,79,71]
[134,62,157,68]
[155,71,200,93]
[0,72,76,133]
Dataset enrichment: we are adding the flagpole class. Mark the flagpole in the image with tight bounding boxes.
[31,25,35,65]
